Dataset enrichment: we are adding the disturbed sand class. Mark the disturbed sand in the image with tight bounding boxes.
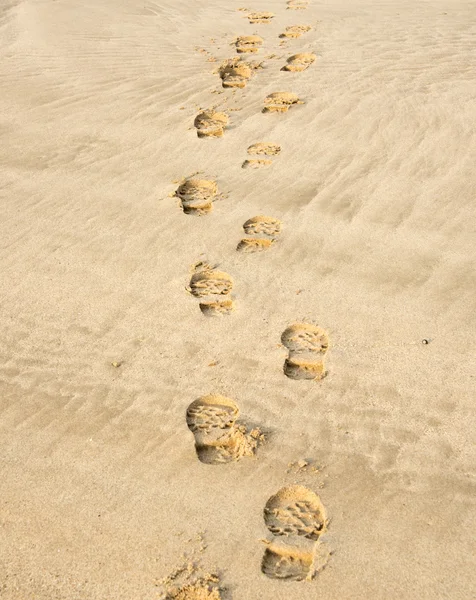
[0,0,475,598]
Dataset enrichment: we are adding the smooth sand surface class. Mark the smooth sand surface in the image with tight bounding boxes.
[1,0,475,598]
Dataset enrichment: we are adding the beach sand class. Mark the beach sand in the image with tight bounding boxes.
[0,0,475,598]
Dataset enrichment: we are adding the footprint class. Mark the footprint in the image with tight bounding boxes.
[287,0,310,9]
[198,299,235,317]
[175,178,217,215]
[247,142,281,156]
[242,143,281,168]
[261,485,328,581]
[281,322,329,353]
[237,238,275,252]
[186,395,263,464]
[264,485,327,539]
[194,110,229,138]
[263,92,304,113]
[189,270,233,297]
[279,25,312,39]
[164,579,223,599]
[188,263,235,316]
[282,53,316,72]
[243,215,282,236]
[242,159,273,169]
[262,540,316,581]
[235,35,263,53]
[247,11,274,24]
[281,323,329,380]
[219,59,252,88]
[237,216,282,253]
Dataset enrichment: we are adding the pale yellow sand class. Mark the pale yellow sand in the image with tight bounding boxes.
[0,0,475,598]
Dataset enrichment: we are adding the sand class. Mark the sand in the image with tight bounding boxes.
[0,0,475,598]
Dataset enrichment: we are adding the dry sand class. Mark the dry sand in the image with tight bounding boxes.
[1,0,475,598]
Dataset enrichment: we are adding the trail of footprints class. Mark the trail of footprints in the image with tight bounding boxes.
[169,1,332,590]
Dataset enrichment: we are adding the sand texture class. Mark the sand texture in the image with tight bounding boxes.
[1,0,475,599]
